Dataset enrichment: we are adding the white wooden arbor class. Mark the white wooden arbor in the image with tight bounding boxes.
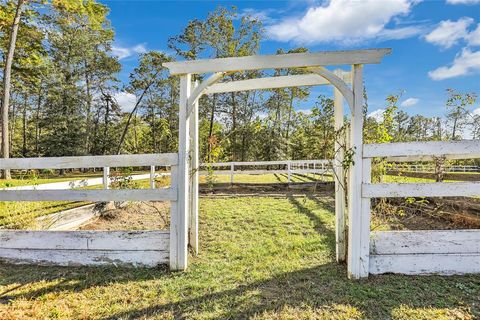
[163,48,392,279]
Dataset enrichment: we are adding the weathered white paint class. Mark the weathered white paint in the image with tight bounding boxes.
[363,182,480,198]
[169,165,179,270]
[363,140,480,160]
[334,88,346,263]
[347,64,365,279]
[0,248,168,267]
[370,230,480,255]
[163,49,392,75]
[203,72,351,95]
[0,188,177,202]
[0,230,169,250]
[0,153,178,170]
[0,230,169,267]
[173,74,191,271]
[369,254,480,275]
[189,80,199,254]
[360,158,371,275]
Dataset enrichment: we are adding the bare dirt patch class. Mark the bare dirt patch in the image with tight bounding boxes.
[80,201,170,230]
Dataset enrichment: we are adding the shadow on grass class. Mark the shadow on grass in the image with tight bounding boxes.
[0,193,479,319]
[287,194,335,245]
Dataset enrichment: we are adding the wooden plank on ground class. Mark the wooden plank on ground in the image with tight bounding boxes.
[370,230,480,255]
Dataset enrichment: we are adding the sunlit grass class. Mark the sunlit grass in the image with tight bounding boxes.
[0,196,478,319]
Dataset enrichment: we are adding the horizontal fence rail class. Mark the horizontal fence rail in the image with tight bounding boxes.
[0,189,177,202]
[364,140,480,161]
[369,230,480,275]
[0,153,178,169]
[362,182,480,198]
[0,230,169,267]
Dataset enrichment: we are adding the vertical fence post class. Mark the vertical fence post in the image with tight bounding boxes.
[103,167,110,189]
[169,165,179,270]
[150,165,155,189]
[348,64,366,279]
[172,74,191,271]
[189,80,199,254]
[287,161,291,183]
[334,87,346,262]
[230,163,234,184]
[360,158,372,276]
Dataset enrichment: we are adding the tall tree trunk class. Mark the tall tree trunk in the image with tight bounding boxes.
[102,96,110,154]
[35,86,42,156]
[1,0,25,179]
[84,61,93,154]
[22,97,27,157]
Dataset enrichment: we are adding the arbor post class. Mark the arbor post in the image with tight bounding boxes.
[189,80,199,254]
[171,74,191,270]
[347,64,370,279]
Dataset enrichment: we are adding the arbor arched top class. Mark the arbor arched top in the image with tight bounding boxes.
[307,66,354,113]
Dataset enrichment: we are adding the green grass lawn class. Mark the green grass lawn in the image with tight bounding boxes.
[0,195,478,319]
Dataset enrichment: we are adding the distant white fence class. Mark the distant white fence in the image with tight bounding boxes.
[0,153,178,267]
[200,159,332,183]
[359,140,480,275]
[390,163,479,173]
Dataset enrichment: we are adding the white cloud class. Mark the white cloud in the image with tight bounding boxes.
[473,107,480,116]
[266,0,419,44]
[112,43,147,60]
[113,92,137,112]
[368,109,385,122]
[446,0,480,4]
[241,8,277,24]
[400,97,419,107]
[467,23,480,46]
[425,17,474,49]
[428,48,480,80]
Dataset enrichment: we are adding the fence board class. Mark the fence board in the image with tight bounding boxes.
[0,230,169,250]
[362,182,480,198]
[370,254,480,275]
[363,140,480,160]
[0,248,168,267]
[0,153,178,169]
[0,188,177,201]
[370,230,480,255]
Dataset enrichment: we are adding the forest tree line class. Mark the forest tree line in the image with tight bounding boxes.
[1,1,478,177]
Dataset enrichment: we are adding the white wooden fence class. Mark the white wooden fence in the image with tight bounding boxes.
[358,140,480,275]
[0,153,178,267]
[200,159,331,184]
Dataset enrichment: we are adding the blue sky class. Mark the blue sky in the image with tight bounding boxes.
[101,0,480,119]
